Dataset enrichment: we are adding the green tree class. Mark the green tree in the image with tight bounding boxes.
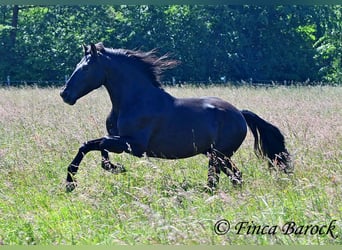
[0,5,341,85]
[313,5,342,82]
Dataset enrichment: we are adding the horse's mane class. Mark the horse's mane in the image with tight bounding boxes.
[94,42,179,88]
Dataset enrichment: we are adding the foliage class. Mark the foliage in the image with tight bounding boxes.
[0,5,341,84]
[313,6,342,83]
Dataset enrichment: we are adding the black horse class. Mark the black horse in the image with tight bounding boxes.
[60,42,293,192]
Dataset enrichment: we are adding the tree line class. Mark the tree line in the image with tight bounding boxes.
[0,5,341,86]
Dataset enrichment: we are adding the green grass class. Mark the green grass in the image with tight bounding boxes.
[0,85,341,245]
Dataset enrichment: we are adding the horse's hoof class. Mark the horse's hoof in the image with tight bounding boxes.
[203,185,216,194]
[231,177,243,186]
[205,178,218,194]
[110,163,126,174]
[66,182,77,192]
[102,161,126,174]
[283,163,294,174]
[230,171,243,186]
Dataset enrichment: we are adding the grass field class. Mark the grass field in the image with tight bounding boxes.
[0,85,341,245]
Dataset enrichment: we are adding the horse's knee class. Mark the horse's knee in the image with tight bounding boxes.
[78,142,93,155]
[79,143,87,153]
[99,137,145,157]
[99,138,124,153]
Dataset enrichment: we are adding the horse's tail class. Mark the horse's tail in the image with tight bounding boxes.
[241,110,293,173]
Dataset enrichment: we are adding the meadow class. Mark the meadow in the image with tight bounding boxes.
[0,85,341,245]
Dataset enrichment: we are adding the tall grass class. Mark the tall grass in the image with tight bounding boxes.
[0,85,341,245]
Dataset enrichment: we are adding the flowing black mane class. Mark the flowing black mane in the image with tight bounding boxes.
[94,43,179,88]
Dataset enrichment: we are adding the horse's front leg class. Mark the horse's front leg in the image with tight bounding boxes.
[66,136,144,192]
[99,136,145,157]
[66,138,103,192]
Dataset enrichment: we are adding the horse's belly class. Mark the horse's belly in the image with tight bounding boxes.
[145,141,208,159]
[146,120,216,159]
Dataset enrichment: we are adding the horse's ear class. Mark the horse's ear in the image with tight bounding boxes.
[90,43,98,58]
[83,44,88,56]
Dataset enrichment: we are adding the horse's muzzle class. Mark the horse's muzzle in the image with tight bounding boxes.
[60,89,76,105]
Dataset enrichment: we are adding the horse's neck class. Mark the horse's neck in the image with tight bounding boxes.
[102,57,175,111]
[104,77,173,112]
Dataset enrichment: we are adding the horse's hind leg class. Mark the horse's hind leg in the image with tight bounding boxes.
[220,157,243,186]
[207,150,221,190]
[101,150,126,174]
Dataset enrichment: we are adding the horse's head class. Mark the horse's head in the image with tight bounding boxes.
[60,43,106,105]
